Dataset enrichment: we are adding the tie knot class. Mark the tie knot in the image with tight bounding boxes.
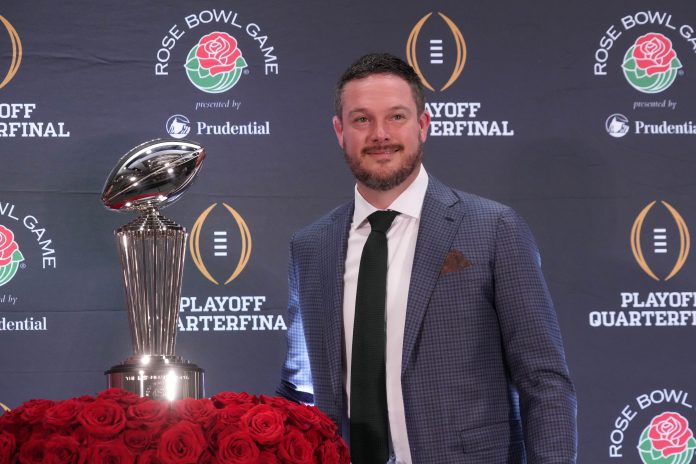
[367,210,399,233]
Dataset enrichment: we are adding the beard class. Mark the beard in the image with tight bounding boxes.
[343,138,424,191]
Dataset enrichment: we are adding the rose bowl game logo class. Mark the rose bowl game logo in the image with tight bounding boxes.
[0,225,24,287]
[185,31,248,94]
[622,33,682,94]
[638,412,696,464]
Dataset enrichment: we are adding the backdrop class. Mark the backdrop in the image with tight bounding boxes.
[1,1,695,461]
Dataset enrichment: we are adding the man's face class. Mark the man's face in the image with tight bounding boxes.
[333,73,430,191]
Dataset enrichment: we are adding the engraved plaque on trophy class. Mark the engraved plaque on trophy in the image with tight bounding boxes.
[102,139,205,400]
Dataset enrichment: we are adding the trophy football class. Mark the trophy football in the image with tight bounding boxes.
[101,139,205,400]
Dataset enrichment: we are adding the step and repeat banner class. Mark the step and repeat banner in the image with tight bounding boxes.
[1,1,696,461]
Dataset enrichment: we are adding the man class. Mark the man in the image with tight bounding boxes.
[278,53,577,463]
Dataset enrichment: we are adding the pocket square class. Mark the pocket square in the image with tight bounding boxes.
[441,249,471,275]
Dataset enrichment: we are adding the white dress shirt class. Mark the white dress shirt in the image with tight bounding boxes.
[343,165,428,464]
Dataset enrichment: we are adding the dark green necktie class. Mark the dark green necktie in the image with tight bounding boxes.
[350,210,400,464]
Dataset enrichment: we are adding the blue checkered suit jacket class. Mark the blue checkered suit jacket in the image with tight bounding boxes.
[278,176,577,463]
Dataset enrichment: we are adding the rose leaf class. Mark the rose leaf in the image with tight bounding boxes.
[11,249,24,262]
[671,57,683,70]
[622,58,636,71]
[197,67,211,79]
[235,57,248,69]
[649,446,663,460]
[185,56,201,71]
[638,437,653,452]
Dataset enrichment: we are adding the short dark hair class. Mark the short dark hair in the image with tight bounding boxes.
[334,52,426,118]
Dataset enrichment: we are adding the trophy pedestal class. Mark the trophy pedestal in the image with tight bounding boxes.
[105,356,204,401]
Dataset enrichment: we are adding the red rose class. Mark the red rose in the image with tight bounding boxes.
[0,226,19,267]
[632,33,677,76]
[0,431,16,464]
[18,398,55,425]
[195,32,242,76]
[75,395,96,404]
[44,435,80,464]
[0,410,29,444]
[316,441,339,463]
[45,399,84,429]
[197,450,219,464]
[240,404,285,446]
[18,437,45,464]
[97,389,144,407]
[259,395,293,411]
[136,449,162,464]
[278,430,315,464]
[77,399,127,438]
[126,400,169,430]
[80,439,134,464]
[157,421,206,464]
[217,403,255,427]
[335,438,351,464]
[216,432,259,464]
[286,403,321,432]
[257,451,279,464]
[314,409,338,439]
[71,425,90,447]
[173,398,217,430]
[205,421,235,452]
[648,412,694,457]
[123,428,156,452]
[211,392,257,409]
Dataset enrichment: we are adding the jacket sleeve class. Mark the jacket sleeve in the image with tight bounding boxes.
[493,207,577,463]
[277,234,315,405]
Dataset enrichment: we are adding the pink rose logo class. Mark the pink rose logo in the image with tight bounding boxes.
[0,226,19,267]
[622,33,682,94]
[638,411,696,464]
[196,32,242,76]
[633,33,677,76]
[0,225,23,287]
[185,32,247,94]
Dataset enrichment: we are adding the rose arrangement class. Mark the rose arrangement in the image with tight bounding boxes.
[0,389,349,464]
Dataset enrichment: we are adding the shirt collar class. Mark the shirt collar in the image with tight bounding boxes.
[352,164,429,229]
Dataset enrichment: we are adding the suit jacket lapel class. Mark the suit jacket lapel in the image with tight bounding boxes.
[402,177,464,375]
[319,202,353,400]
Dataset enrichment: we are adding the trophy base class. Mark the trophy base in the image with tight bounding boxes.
[105,355,204,400]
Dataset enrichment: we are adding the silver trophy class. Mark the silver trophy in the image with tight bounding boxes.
[102,139,205,400]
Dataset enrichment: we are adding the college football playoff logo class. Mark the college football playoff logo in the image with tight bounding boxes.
[0,15,22,90]
[406,12,466,92]
[630,201,689,281]
[190,203,251,285]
